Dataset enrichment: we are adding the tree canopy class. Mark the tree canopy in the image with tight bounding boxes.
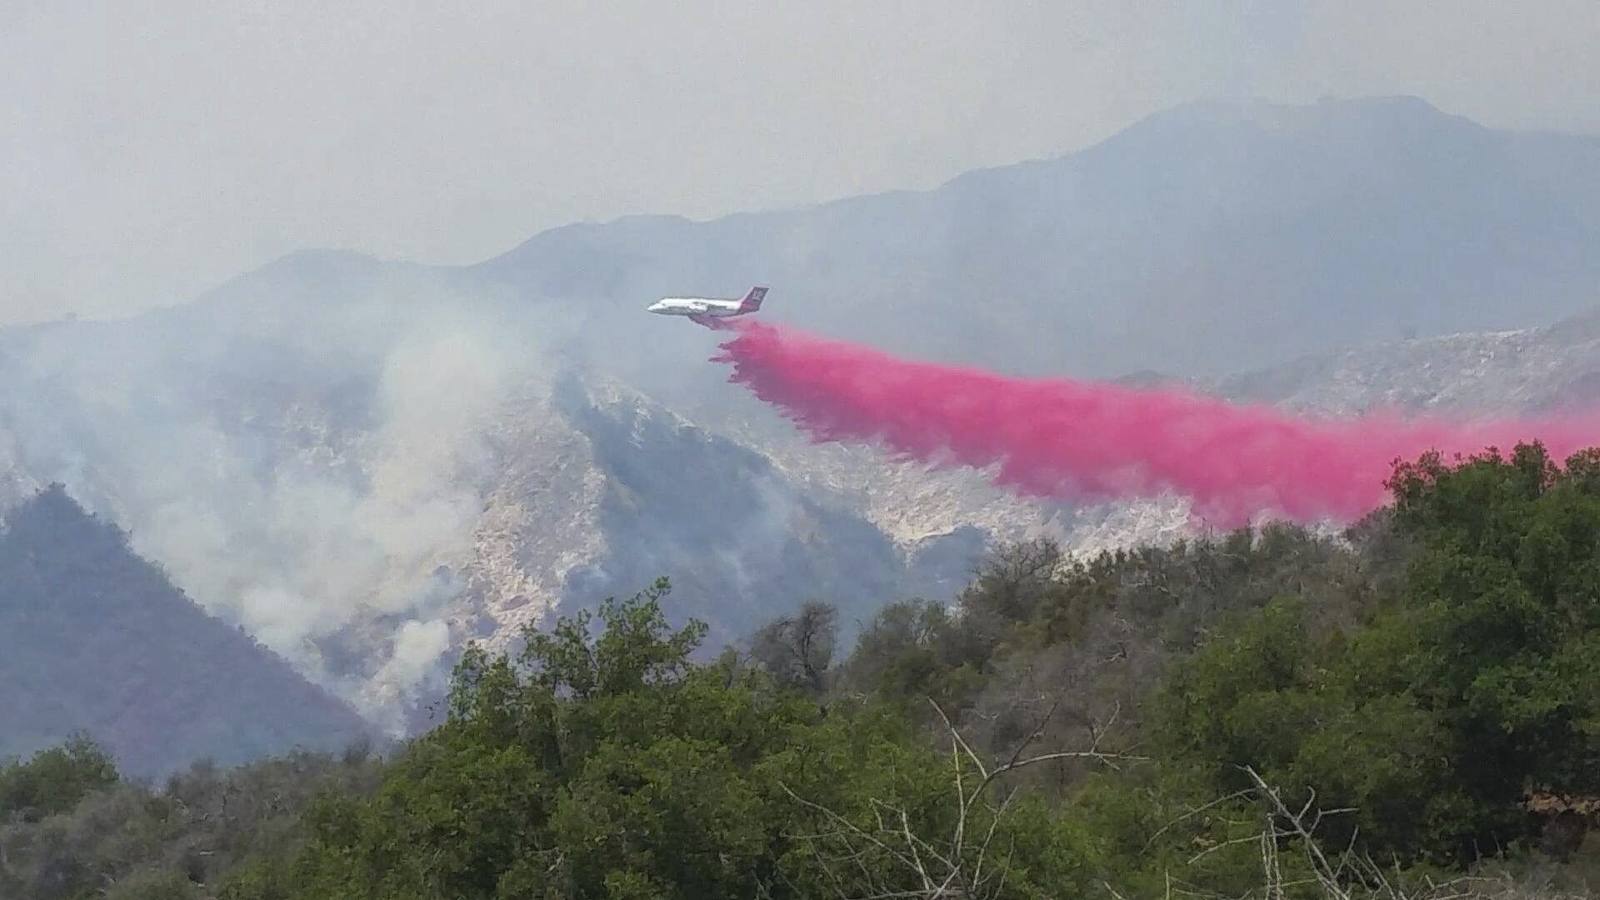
[8,445,1600,899]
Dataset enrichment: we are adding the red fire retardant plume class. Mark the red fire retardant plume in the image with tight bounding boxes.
[712,321,1600,526]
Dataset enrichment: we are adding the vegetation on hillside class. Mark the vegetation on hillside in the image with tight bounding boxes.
[5,445,1600,898]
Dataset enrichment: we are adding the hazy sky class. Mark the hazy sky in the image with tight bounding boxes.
[3,0,1598,323]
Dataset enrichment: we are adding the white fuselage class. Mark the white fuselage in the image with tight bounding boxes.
[646,297,746,318]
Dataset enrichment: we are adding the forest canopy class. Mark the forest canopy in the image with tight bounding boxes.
[5,444,1600,899]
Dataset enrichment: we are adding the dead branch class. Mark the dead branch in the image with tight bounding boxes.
[781,697,1141,899]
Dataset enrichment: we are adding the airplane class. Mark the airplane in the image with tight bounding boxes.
[647,286,768,327]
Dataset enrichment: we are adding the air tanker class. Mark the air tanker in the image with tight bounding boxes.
[647,286,767,327]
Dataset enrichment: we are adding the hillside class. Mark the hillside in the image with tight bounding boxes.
[0,96,1596,736]
[0,486,371,776]
[1216,307,1600,415]
[473,95,1600,379]
[8,446,1600,898]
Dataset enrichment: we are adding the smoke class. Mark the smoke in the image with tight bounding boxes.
[713,321,1600,526]
[0,266,578,730]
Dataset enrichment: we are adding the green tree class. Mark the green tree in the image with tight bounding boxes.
[749,600,838,695]
[0,733,118,823]
[1156,443,1600,863]
[226,579,1094,899]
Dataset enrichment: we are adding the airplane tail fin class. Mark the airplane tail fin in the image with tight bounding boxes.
[737,286,768,313]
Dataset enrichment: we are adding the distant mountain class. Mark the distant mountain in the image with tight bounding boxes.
[0,95,1596,739]
[470,95,1600,379]
[1215,306,1600,415]
[0,291,1061,736]
[0,486,371,776]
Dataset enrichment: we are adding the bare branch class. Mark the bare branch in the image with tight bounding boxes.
[927,699,987,779]
[1240,766,1353,900]
[1143,789,1256,852]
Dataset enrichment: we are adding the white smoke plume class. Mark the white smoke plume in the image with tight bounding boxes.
[0,263,576,729]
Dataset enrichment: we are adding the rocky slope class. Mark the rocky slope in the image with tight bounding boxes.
[2,96,1598,745]
[1216,309,1600,415]
[0,292,1031,732]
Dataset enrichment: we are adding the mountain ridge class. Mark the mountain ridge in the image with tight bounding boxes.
[465,94,1600,377]
[0,485,372,776]
[2,95,1600,756]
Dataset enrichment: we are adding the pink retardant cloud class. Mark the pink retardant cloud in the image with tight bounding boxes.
[712,321,1600,526]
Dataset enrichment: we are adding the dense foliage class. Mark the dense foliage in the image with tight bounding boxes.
[219,580,1096,899]
[0,743,382,899]
[1160,444,1600,864]
[6,445,1600,898]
